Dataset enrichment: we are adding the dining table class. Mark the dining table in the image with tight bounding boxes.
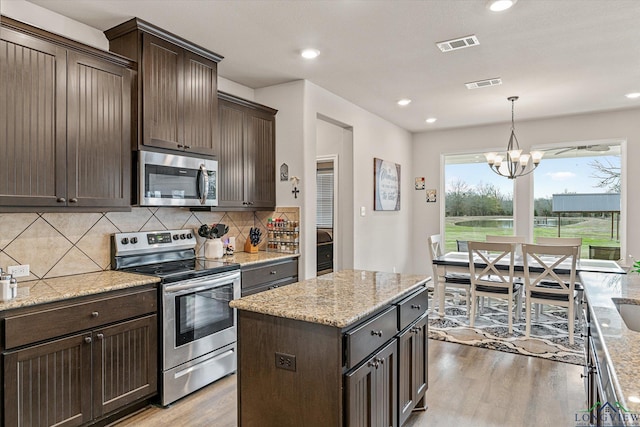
[431,251,627,317]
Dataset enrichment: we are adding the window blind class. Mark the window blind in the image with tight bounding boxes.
[316,170,334,228]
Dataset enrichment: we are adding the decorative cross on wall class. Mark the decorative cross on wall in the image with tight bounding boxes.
[290,176,300,199]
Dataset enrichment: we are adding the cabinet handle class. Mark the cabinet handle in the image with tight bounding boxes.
[412,326,421,334]
[411,304,421,310]
[96,333,104,340]
[91,311,99,318]
[371,330,383,337]
[177,144,183,148]
[84,336,92,344]
[57,197,66,203]
[270,270,277,275]
[367,360,380,369]
[184,145,190,149]
[69,198,78,203]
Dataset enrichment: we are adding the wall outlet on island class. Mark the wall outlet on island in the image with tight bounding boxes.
[275,352,296,372]
[8,265,30,277]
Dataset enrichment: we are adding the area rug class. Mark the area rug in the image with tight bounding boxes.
[428,296,585,366]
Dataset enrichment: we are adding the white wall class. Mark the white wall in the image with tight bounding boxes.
[412,108,640,275]
[258,80,414,278]
[2,0,109,49]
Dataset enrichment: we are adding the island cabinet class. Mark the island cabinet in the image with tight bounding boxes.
[218,92,277,210]
[105,18,223,157]
[1,285,158,427]
[240,257,298,296]
[231,270,429,427]
[0,16,134,211]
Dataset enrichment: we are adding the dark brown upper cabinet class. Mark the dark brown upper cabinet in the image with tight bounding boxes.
[105,18,222,157]
[218,92,277,210]
[0,16,134,212]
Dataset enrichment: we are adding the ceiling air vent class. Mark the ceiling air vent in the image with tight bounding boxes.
[436,35,480,52]
[465,78,502,89]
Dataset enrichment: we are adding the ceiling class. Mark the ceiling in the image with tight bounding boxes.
[23,0,640,133]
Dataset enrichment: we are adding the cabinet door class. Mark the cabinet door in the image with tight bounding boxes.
[67,52,132,208]
[3,333,92,427]
[244,108,276,209]
[183,50,218,156]
[0,28,67,207]
[398,315,428,426]
[218,99,246,207]
[346,339,397,427]
[92,315,157,418]
[142,33,183,150]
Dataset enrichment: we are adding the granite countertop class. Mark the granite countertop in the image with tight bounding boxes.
[579,271,640,415]
[230,269,430,328]
[0,271,160,312]
[215,251,299,267]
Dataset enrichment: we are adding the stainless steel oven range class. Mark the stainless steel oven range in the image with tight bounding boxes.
[111,229,240,406]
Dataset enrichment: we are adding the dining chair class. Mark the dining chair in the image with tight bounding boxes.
[486,235,526,258]
[428,234,471,315]
[456,240,469,252]
[521,243,579,345]
[536,237,583,259]
[467,241,522,333]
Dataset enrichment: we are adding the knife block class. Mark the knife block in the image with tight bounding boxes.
[244,239,259,253]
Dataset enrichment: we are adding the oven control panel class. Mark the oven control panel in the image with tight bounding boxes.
[112,229,197,256]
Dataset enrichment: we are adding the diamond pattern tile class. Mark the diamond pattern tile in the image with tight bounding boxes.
[1,207,296,279]
[42,212,103,244]
[76,217,120,269]
[0,213,39,249]
[3,217,72,278]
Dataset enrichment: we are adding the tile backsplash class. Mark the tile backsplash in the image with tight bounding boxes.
[0,207,299,281]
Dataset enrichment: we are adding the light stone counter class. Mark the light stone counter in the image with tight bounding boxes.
[230,269,430,328]
[208,250,299,267]
[0,270,160,312]
[580,271,640,416]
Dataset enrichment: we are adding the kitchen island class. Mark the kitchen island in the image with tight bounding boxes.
[230,269,430,427]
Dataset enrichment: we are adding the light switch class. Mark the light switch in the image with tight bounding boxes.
[360,206,366,216]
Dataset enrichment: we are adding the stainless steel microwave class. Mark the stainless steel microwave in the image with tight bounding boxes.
[139,151,218,207]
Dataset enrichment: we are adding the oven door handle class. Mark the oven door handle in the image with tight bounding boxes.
[197,164,209,205]
[164,272,239,295]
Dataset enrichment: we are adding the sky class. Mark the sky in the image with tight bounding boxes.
[445,154,620,199]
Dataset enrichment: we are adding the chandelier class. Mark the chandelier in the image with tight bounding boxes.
[484,96,543,179]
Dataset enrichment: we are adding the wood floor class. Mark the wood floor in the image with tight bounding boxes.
[113,340,585,427]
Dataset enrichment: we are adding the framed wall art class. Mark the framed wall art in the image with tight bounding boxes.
[374,158,401,211]
[415,177,425,190]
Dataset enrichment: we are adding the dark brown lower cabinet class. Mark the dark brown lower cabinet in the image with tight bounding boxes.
[3,314,156,427]
[398,314,428,426]
[346,339,398,427]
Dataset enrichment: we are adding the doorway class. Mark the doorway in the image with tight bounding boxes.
[316,158,336,275]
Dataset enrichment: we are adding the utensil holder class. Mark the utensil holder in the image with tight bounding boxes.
[205,238,224,259]
[244,239,259,253]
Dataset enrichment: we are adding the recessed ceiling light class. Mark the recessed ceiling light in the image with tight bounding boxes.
[625,92,640,99]
[487,0,517,12]
[397,99,412,106]
[425,118,437,124]
[301,48,320,59]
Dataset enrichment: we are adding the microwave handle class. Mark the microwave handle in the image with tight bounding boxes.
[198,164,209,205]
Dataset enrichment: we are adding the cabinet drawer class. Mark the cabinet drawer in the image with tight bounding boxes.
[4,288,157,349]
[398,286,429,331]
[241,276,297,297]
[241,258,298,290]
[345,306,398,369]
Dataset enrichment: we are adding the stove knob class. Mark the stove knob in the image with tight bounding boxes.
[131,237,138,244]
[186,233,193,239]
[173,234,179,241]
[121,237,129,245]
[180,234,186,240]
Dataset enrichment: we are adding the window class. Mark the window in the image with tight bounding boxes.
[443,153,515,252]
[316,167,334,228]
[532,143,621,259]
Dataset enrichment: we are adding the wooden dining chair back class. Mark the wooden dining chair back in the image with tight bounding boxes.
[521,243,579,344]
[536,237,583,259]
[486,235,526,257]
[428,234,471,315]
[467,241,522,333]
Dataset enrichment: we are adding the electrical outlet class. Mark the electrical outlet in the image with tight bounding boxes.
[7,264,29,277]
[275,352,296,372]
